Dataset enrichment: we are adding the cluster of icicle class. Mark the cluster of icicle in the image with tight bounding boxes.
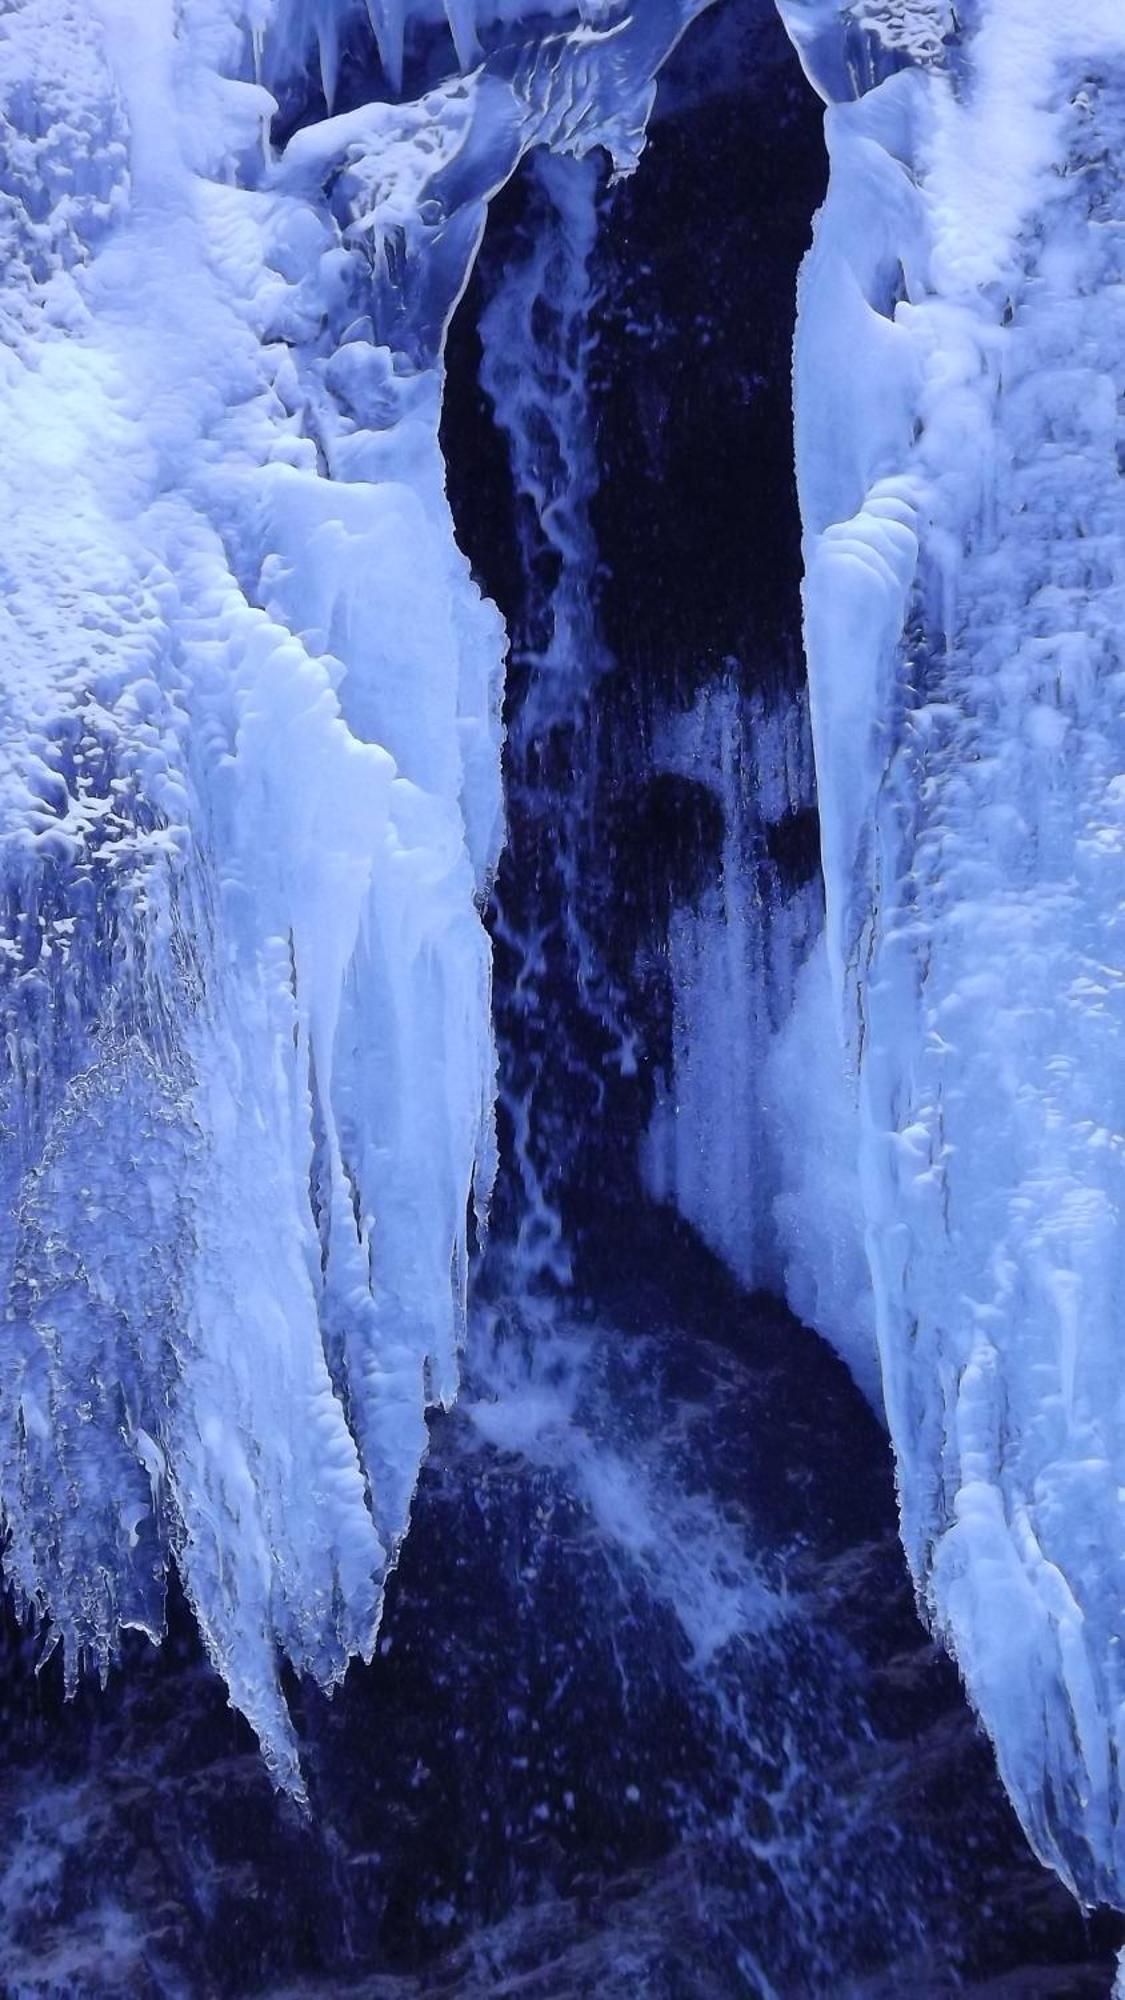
[784,0,1125,1910]
[0,0,712,1795]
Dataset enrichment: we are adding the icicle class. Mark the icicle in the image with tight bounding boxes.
[364,0,406,94]
[317,12,339,112]
[0,0,742,1808]
[443,0,481,73]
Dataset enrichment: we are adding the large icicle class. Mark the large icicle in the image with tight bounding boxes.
[783,0,1125,1905]
[0,0,715,1790]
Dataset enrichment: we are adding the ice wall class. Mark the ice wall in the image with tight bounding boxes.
[0,0,713,1791]
[783,0,1125,1904]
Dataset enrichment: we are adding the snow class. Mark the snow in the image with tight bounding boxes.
[0,0,715,1792]
[789,0,1125,1904]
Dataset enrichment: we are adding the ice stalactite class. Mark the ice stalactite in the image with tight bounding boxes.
[782,0,1125,1906]
[642,684,816,1302]
[0,0,716,1790]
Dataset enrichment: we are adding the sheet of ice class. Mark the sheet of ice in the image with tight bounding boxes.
[785,0,1125,1903]
[640,682,878,1407]
[0,0,714,1790]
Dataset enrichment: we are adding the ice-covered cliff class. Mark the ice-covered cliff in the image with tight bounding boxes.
[6,0,1125,1931]
[783,0,1125,1906]
[0,0,712,1793]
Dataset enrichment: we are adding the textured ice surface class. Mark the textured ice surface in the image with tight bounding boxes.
[0,0,712,1791]
[641,685,812,1302]
[639,684,878,1407]
[786,0,1125,1904]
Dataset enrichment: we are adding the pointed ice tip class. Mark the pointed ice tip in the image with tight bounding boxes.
[365,0,406,95]
[317,22,338,113]
[443,0,481,73]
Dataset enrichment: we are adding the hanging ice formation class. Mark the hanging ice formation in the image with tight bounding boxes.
[638,680,881,1409]
[780,0,1125,1910]
[0,0,714,1796]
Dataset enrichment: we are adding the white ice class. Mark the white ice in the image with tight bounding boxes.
[787,0,1125,1904]
[640,681,879,1408]
[0,0,713,1792]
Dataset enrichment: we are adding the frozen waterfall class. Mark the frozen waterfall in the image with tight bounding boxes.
[0,0,714,1793]
[787,0,1125,1909]
[3,0,1125,1956]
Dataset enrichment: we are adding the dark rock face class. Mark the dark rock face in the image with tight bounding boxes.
[441,0,829,1265]
[591,8,822,708]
